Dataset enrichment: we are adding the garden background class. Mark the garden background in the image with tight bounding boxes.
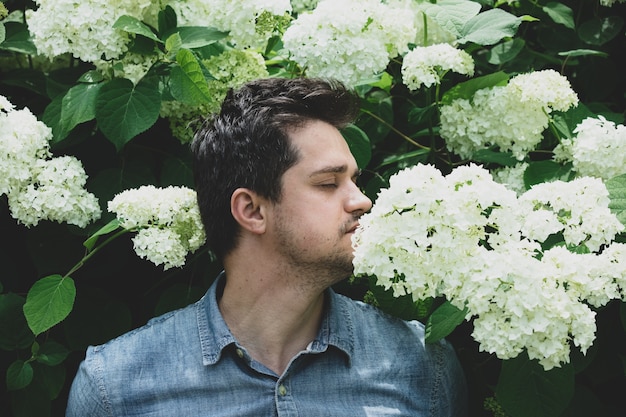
[1,0,626,416]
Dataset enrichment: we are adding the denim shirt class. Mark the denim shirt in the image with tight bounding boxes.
[66,274,467,416]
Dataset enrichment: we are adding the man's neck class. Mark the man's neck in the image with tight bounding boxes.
[218,258,327,376]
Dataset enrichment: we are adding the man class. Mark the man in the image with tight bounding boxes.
[66,77,467,416]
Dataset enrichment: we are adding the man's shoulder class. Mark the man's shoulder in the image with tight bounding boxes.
[89,297,202,360]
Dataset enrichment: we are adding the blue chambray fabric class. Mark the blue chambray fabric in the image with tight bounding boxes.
[66,273,467,417]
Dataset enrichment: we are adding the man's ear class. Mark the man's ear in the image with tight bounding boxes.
[230,188,266,235]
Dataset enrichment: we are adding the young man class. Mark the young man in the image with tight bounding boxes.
[66,77,467,416]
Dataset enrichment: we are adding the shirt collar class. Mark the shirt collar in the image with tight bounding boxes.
[196,272,354,366]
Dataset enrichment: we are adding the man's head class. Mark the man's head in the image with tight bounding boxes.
[191,77,360,260]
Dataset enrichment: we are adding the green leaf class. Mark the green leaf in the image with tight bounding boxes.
[0,68,47,95]
[488,38,525,65]
[165,32,183,56]
[112,15,161,42]
[367,277,433,321]
[41,95,63,141]
[407,103,436,125]
[23,275,76,335]
[471,149,519,167]
[78,70,104,83]
[578,16,624,46]
[83,218,121,252]
[441,71,509,105]
[606,173,626,227]
[0,22,5,44]
[524,160,573,188]
[0,293,34,351]
[176,26,228,49]
[35,341,70,366]
[543,2,575,29]
[376,149,431,170]
[342,124,371,169]
[95,77,162,150]
[496,353,575,417]
[169,48,212,106]
[158,5,178,36]
[425,301,467,343]
[558,49,608,58]
[458,9,523,46]
[6,360,33,391]
[0,22,37,54]
[55,82,102,142]
[422,0,482,38]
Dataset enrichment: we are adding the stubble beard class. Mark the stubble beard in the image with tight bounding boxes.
[274,216,356,291]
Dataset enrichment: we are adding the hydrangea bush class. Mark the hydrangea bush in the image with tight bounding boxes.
[1,0,625,416]
[353,164,626,370]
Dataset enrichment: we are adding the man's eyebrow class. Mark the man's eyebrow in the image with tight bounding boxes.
[309,165,361,178]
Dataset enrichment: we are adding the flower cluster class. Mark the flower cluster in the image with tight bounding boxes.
[168,0,292,50]
[353,163,626,369]
[491,162,529,195]
[401,43,474,90]
[553,116,626,180]
[440,70,578,160]
[7,157,101,228]
[600,0,626,6]
[1,95,101,227]
[108,185,206,269]
[1,96,51,195]
[518,177,623,251]
[26,0,159,63]
[282,0,416,85]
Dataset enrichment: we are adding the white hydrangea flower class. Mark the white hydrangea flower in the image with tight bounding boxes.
[598,243,626,301]
[1,97,52,195]
[168,0,291,49]
[132,228,190,270]
[469,245,597,369]
[353,163,519,302]
[7,156,101,228]
[108,185,206,269]
[600,0,626,6]
[491,162,529,195]
[354,163,626,369]
[440,86,549,160]
[402,43,474,90]
[26,0,159,62]
[282,0,416,85]
[519,177,624,251]
[507,69,579,113]
[553,116,626,180]
[440,70,578,160]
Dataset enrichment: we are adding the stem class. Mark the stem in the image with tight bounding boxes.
[360,108,429,150]
[64,229,130,278]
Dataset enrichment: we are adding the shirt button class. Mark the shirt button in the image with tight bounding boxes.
[236,348,244,358]
[278,384,287,396]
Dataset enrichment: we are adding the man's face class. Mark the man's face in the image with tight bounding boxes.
[266,120,372,286]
